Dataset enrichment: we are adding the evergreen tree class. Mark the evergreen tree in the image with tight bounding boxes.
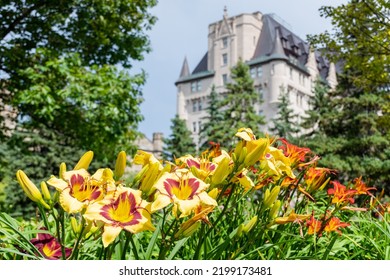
[216,60,265,149]
[304,0,390,190]
[163,115,196,161]
[198,85,225,150]
[299,79,333,139]
[270,87,300,141]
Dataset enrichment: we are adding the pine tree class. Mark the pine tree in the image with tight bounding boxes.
[302,74,390,190]
[163,115,196,161]
[304,0,390,190]
[198,85,225,150]
[216,59,265,149]
[270,87,300,141]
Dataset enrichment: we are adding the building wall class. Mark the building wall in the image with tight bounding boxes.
[176,10,336,149]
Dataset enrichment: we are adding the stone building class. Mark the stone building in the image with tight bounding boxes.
[175,9,337,147]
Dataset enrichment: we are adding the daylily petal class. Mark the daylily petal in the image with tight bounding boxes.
[102,225,122,248]
[59,189,84,213]
[47,176,68,191]
[151,194,171,212]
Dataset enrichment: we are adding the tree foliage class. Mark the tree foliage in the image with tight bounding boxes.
[198,85,225,150]
[210,60,265,149]
[301,0,390,191]
[308,0,390,91]
[270,87,300,141]
[0,0,158,216]
[163,115,196,161]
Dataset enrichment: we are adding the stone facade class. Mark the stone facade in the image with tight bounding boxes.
[175,9,337,147]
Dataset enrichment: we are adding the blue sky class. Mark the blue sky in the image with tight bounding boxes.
[134,0,348,140]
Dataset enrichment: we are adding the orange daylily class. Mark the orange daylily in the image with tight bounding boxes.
[324,217,350,234]
[306,215,322,235]
[352,176,376,195]
[327,181,357,206]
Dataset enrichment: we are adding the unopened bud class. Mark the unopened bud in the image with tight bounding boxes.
[40,181,51,201]
[243,216,258,233]
[59,162,67,180]
[264,186,281,209]
[16,170,49,209]
[114,151,127,180]
[74,151,94,170]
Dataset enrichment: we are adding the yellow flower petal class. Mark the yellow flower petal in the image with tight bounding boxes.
[102,225,122,248]
[151,194,171,212]
[47,176,68,191]
[59,189,84,213]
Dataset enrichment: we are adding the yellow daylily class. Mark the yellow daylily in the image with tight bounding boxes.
[274,210,311,225]
[83,187,155,247]
[261,147,295,179]
[151,169,217,218]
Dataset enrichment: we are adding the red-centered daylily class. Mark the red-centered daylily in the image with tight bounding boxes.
[83,187,155,247]
[30,230,72,260]
[327,181,357,206]
[306,215,322,235]
[176,155,217,181]
[47,168,114,213]
[352,176,376,195]
[324,217,350,234]
[151,169,217,218]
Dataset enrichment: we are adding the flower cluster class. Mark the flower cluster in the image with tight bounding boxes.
[13,127,380,260]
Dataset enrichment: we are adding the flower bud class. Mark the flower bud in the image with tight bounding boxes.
[74,151,94,170]
[70,217,82,234]
[114,151,127,180]
[264,186,281,209]
[16,170,42,202]
[59,162,67,180]
[211,157,230,185]
[16,170,50,209]
[175,220,201,239]
[208,188,219,200]
[243,216,258,233]
[269,200,281,219]
[40,181,51,201]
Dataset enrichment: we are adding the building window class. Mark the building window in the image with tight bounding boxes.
[256,86,264,100]
[198,121,202,132]
[222,74,228,85]
[257,66,263,78]
[192,100,197,112]
[198,99,202,111]
[193,122,197,133]
[191,80,202,92]
[250,68,256,78]
[222,37,228,48]
[222,53,228,66]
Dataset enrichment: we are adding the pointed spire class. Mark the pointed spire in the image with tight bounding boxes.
[223,6,228,19]
[271,28,286,57]
[306,47,319,78]
[179,56,190,78]
[327,62,338,90]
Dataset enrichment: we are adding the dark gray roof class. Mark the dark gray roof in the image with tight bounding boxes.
[192,52,208,74]
[251,14,332,80]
